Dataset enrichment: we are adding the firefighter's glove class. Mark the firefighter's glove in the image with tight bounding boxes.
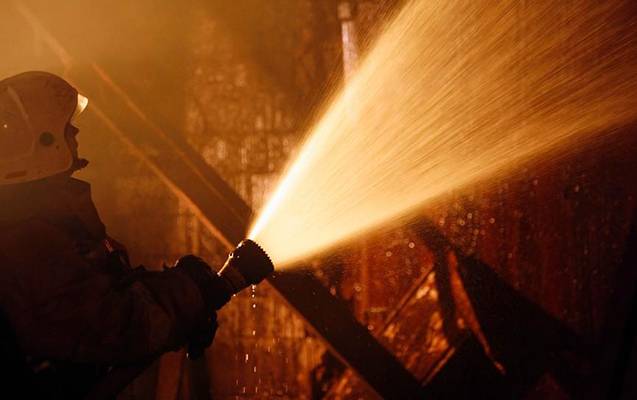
[174,255,232,311]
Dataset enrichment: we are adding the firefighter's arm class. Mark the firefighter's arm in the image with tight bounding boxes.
[0,221,231,364]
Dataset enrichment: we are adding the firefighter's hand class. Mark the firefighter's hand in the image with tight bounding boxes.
[174,255,233,311]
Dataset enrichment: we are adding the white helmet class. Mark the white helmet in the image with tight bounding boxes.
[0,71,88,185]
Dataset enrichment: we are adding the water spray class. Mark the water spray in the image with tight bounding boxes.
[250,0,637,268]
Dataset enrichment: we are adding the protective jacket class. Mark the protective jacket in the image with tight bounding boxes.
[0,177,232,397]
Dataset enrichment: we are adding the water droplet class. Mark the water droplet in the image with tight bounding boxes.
[489,217,495,224]
[408,241,415,248]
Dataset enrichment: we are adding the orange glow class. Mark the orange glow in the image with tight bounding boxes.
[250,0,637,268]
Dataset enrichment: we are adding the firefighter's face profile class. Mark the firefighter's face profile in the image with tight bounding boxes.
[64,123,80,161]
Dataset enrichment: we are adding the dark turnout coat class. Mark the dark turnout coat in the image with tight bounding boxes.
[0,177,230,397]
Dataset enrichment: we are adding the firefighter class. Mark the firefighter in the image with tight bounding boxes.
[0,71,272,398]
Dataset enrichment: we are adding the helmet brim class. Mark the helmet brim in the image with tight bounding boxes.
[71,93,88,122]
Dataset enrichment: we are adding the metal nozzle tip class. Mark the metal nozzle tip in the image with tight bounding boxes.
[237,239,275,273]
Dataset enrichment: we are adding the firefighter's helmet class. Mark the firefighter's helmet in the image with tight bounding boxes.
[0,71,88,185]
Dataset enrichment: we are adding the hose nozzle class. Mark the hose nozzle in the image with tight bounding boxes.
[218,239,274,294]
